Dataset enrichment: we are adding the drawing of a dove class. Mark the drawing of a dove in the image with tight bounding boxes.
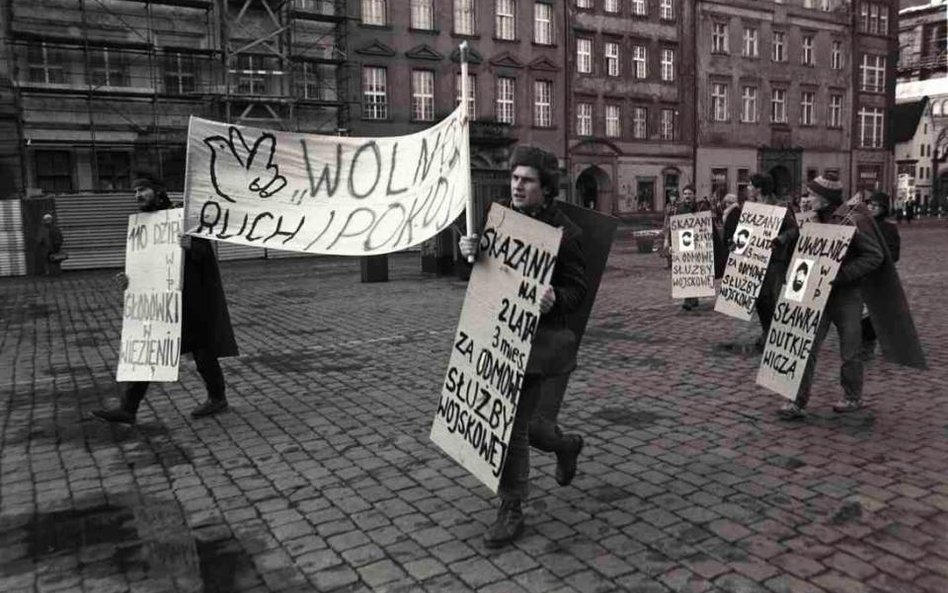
[204,126,287,202]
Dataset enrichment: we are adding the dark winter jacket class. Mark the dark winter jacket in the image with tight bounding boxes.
[180,228,239,358]
[876,219,900,263]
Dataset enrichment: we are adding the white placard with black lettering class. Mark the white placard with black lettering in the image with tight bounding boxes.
[431,204,562,493]
[116,209,184,382]
[756,223,855,399]
[183,105,470,255]
[715,202,787,320]
[669,211,715,298]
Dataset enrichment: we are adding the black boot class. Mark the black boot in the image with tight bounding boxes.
[91,407,136,424]
[484,499,524,549]
[92,383,146,424]
[555,435,584,487]
[191,399,228,418]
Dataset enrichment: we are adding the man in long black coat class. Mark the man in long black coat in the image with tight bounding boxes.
[93,173,238,424]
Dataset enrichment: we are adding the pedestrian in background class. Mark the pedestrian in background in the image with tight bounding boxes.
[721,193,741,250]
[664,185,700,311]
[36,213,65,276]
[93,172,238,424]
[459,146,587,549]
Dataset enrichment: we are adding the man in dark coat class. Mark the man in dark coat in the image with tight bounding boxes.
[664,185,700,310]
[459,146,587,549]
[746,173,799,348]
[778,172,884,420]
[93,173,238,424]
[861,191,900,358]
[37,213,65,276]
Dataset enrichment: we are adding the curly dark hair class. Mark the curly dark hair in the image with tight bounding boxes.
[750,173,774,196]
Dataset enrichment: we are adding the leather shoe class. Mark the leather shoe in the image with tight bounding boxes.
[91,408,136,425]
[555,435,583,486]
[484,500,524,549]
[191,399,228,418]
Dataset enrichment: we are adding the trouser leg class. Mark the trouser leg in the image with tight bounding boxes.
[498,375,542,502]
[529,374,572,454]
[122,382,150,415]
[794,310,833,410]
[193,349,226,401]
[861,317,876,343]
[835,291,865,401]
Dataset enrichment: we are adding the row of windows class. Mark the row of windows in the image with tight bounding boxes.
[575,0,676,20]
[34,150,131,192]
[364,0,557,44]
[26,45,337,99]
[575,39,675,81]
[574,102,678,140]
[710,23,846,70]
[709,84,847,128]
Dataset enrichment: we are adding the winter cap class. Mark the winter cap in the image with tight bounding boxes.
[807,171,843,206]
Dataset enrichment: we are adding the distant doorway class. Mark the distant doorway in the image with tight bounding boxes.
[576,166,611,211]
[769,165,792,198]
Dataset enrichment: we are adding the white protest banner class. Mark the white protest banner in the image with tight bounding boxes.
[796,210,817,226]
[670,211,715,298]
[756,223,855,399]
[116,209,184,382]
[431,204,562,493]
[182,106,470,256]
[715,202,787,320]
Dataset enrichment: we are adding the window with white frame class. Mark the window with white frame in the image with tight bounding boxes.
[741,85,757,123]
[496,0,516,40]
[772,31,786,61]
[362,66,387,119]
[831,40,842,69]
[771,88,787,123]
[712,23,728,54]
[577,102,592,135]
[861,3,888,35]
[576,0,592,8]
[165,52,196,94]
[801,90,814,125]
[859,107,884,147]
[235,55,269,94]
[860,54,885,92]
[743,28,758,57]
[411,0,434,29]
[633,107,648,139]
[604,0,619,13]
[660,108,675,140]
[497,76,516,123]
[455,73,477,119]
[660,0,674,20]
[534,80,552,127]
[534,3,553,45]
[632,45,647,79]
[577,38,592,73]
[90,48,128,87]
[411,70,434,121]
[605,42,620,77]
[362,0,386,25]
[28,43,65,84]
[712,82,728,121]
[829,94,843,127]
[605,104,621,138]
[802,35,814,65]
[454,0,475,35]
[632,0,646,15]
[661,48,675,81]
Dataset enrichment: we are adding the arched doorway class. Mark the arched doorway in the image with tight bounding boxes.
[768,165,792,198]
[575,166,611,211]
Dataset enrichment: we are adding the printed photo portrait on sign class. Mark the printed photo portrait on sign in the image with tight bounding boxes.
[733,225,752,256]
[784,258,814,303]
[678,229,695,252]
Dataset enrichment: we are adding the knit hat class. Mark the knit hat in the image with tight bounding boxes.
[510,146,560,198]
[132,170,172,209]
[869,191,891,217]
[807,171,843,206]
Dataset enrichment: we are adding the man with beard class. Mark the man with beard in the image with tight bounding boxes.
[778,172,884,420]
[459,146,587,548]
[93,172,239,424]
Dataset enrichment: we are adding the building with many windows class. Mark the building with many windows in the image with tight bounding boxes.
[1,0,346,196]
[346,0,568,208]
[567,0,695,215]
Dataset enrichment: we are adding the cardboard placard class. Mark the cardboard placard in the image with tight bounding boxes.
[116,209,184,382]
[715,203,787,320]
[183,106,470,255]
[796,210,817,226]
[756,223,855,399]
[669,211,715,298]
[430,204,562,493]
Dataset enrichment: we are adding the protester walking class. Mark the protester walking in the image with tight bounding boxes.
[459,146,587,549]
[778,173,884,420]
[663,185,700,310]
[36,213,65,276]
[861,191,901,359]
[93,172,239,424]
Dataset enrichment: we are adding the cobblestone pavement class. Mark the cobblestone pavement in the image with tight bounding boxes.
[1,223,947,593]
